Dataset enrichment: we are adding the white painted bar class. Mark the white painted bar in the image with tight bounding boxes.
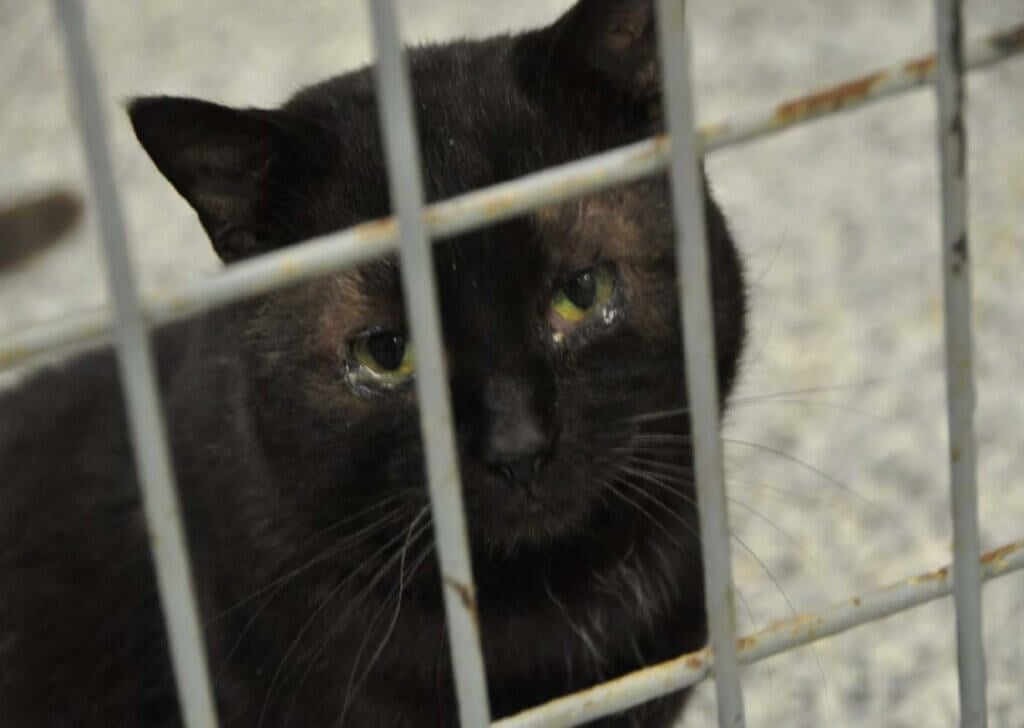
[932,1,988,725]
[367,2,492,726]
[655,2,745,727]
[51,2,219,726]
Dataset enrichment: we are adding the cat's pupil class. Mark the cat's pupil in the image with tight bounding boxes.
[565,270,597,309]
[366,332,406,370]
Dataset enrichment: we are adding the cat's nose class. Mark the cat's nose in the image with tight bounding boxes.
[480,373,555,487]
[483,425,550,487]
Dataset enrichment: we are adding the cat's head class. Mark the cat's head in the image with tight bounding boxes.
[129,0,745,562]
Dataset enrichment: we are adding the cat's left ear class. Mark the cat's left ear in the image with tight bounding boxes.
[549,0,659,101]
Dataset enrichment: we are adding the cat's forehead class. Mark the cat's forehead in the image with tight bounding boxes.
[533,188,662,268]
[287,42,559,205]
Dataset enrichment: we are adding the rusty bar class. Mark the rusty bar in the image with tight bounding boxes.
[3,23,1023,373]
[367,1,492,726]
[494,539,1024,728]
[701,22,1024,151]
[656,1,745,727]
[933,1,988,726]
[51,1,219,726]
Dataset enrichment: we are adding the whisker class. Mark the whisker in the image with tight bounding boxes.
[281,524,431,728]
[729,396,883,421]
[721,437,910,535]
[256,518,424,728]
[616,408,690,426]
[617,460,831,696]
[338,508,431,726]
[207,494,415,624]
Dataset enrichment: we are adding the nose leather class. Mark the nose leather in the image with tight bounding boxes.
[482,374,551,486]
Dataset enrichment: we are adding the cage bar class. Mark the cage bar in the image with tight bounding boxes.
[50,2,219,726]
[3,22,1023,374]
[700,22,1024,151]
[366,2,492,726]
[932,1,988,725]
[495,538,1024,728]
[655,2,745,727]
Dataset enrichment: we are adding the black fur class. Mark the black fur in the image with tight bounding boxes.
[0,2,746,725]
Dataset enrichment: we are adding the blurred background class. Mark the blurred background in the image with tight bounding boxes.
[1,1,1021,725]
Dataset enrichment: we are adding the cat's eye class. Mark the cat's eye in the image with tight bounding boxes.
[550,263,616,332]
[350,330,415,389]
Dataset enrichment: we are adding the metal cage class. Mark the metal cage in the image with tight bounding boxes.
[3,1,1022,726]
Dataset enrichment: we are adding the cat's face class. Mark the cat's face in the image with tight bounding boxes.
[129,0,745,560]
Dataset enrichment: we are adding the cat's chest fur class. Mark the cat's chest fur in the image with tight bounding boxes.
[0,1,746,726]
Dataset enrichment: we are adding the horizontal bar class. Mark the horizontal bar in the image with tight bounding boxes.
[367,1,492,725]
[933,1,987,725]
[494,538,1024,728]
[51,1,219,726]
[656,1,745,726]
[0,136,667,370]
[699,21,1024,150]
[2,22,1022,372]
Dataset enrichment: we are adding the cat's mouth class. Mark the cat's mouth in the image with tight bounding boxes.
[464,470,598,552]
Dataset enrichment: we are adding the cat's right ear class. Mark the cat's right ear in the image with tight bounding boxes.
[128,96,298,262]
[546,0,659,100]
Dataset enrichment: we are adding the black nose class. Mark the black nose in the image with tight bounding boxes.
[486,450,546,486]
[481,375,553,487]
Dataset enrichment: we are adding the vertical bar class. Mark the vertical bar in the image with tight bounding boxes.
[654,2,746,727]
[932,1,988,725]
[367,2,492,726]
[51,2,219,727]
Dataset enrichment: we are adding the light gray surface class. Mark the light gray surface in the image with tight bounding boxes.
[1,1,1022,726]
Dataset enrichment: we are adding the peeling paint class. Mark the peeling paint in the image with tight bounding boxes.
[990,25,1024,54]
[904,56,937,77]
[774,72,887,125]
[981,541,1021,568]
[444,576,478,620]
[495,538,1024,728]
[950,234,968,275]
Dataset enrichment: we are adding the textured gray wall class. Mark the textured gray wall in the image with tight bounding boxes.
[1,1,1021,725]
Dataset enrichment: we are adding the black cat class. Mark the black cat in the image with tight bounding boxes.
[0,1,746,725]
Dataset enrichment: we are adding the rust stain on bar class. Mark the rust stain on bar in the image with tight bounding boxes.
[990,25,1024,54]
[443,576,479,626]
[354,215,399,239]
[0,345,30,368]
[481,194,518,220]
[981,541,1021,568]
[684,652,707,670]
[908,565,950,586]
[904,56,937,78]
[495,538,1024,728]
[774,71,889,125]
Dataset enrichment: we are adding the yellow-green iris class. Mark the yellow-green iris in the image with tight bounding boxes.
[550,264,615,326]
[351,330,415,387]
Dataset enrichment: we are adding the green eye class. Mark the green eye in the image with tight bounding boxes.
[351,330,415,388]
[550,264,616,327]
